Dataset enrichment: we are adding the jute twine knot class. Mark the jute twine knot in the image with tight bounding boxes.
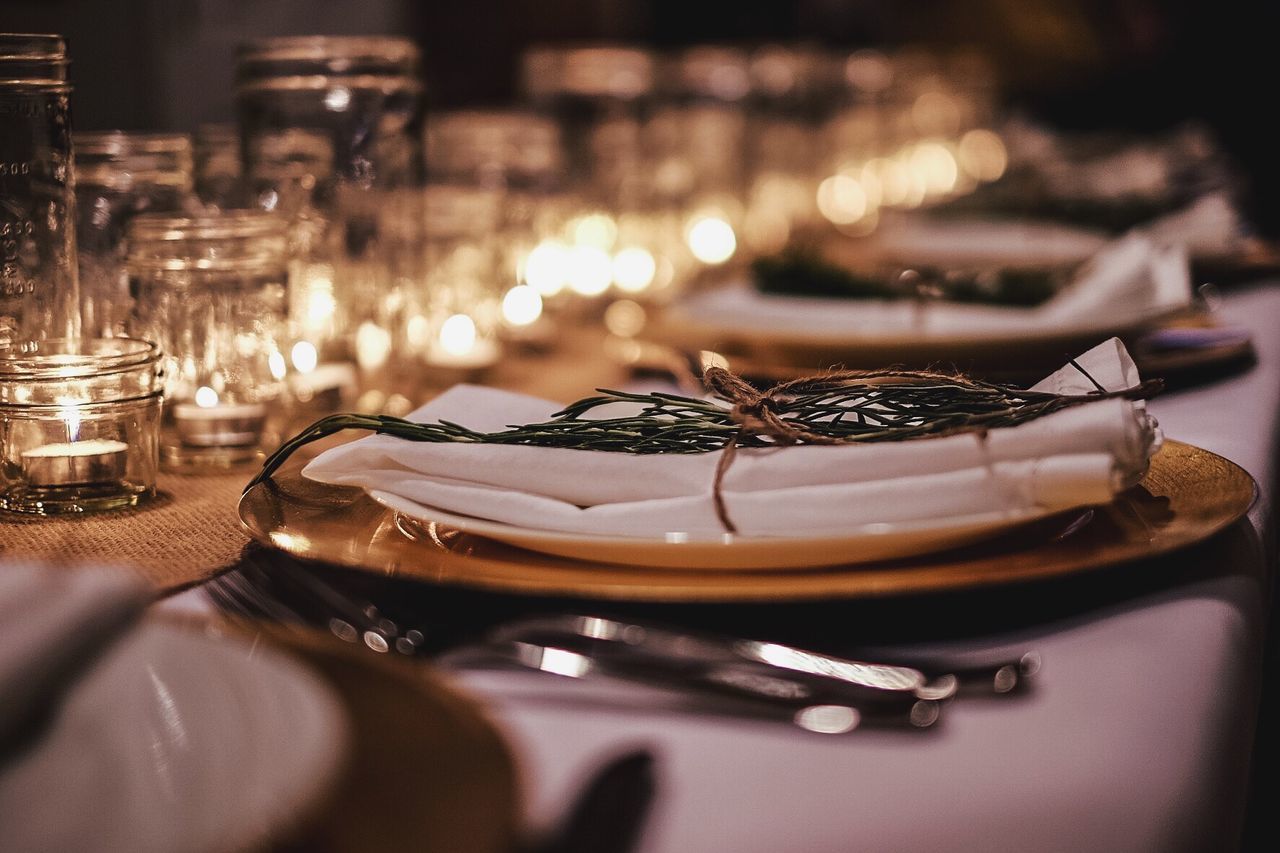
[697,364,1162,536]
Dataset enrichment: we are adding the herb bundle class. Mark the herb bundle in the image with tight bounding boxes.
[751,249,1069,307]
[246,364,1162,503]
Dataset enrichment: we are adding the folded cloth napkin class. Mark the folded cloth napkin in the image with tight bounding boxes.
[0,564,151,750]
[303,339,1161,539]
[672,233,1190,340]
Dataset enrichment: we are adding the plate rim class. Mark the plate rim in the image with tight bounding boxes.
[363,487,1056,570]
[237,439,1257,602]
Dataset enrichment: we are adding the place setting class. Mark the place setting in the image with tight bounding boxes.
[237,336,1254,601]
[3,11,1279,853]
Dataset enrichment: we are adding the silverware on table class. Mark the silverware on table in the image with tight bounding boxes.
[203,562,1040,734]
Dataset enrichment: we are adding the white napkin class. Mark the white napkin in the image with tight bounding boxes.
[304,339,1160,539]
[0,564,151,747]
[672,233,1190,340]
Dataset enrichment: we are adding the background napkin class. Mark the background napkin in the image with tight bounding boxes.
[304,339,1160,539]
[672,233,1190,339]
[0,564,151,751]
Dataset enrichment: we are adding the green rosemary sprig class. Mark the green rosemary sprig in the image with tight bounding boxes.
[751,248,1067,307]
[244,368,1163,493]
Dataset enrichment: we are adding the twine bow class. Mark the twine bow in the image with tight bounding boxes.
[699,364,1162,535]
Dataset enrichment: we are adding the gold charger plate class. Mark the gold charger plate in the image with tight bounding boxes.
[238,440,1255,602]
[198,620,520,853]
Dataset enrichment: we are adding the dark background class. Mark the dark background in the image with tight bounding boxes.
[6,0,1276,230]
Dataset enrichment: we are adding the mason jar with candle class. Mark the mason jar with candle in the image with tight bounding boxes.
[0,34,80,346]
[426,109,567,339]
[236,36,426,367]
[74,131,196,339]
[126,211,289,468]
[0,337,161,514]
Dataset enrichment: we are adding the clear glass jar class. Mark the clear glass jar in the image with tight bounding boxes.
[74,131,195,338]
[193,123,245,210]
[522,45,653,212]
[125,211,290,468]
[416,183,504,369]
[744,44,828,246]
[427,109,566,334]
[236,36,426,366]
[0,337,161,514]
[0,34,79,345]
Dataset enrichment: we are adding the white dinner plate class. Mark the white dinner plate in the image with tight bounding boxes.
[367,488,1060,570]
[0,620,347,853]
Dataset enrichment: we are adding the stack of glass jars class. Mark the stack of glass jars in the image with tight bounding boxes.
[0,35,167,515]
[74,131,195,338]
[0,33,79,346]
[235,36,426,371]
[125,210,290,468]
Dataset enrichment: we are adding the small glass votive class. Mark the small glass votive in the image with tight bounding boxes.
[0,338,161,515]
[126,211,290,469]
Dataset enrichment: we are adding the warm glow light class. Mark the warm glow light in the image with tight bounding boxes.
[865,158,910,207]
[524,240,569,296]
[268,351,287,380]
[439,313,477,355]
[406,314,431,348]
[910,142,959,196]
[911,91,961,137]
[612,247,657,292]
[355,322,392,370]
[56,395,81,441]
[686,216,737,264]
[323,87,352,111]
[306,290,337,327]
[957,129,1008,182]
[566,246,613,296]
[290,341,318,374]
[603,299,647,337]
[571,213,618,250]
[817,174,870,224]
[194,386,219,408]
[502,285,543,326]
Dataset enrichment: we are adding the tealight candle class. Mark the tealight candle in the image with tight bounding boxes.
[172,402,268,448]
[2,338,161,514]
[424,338,502,371]
[20,439,129,487]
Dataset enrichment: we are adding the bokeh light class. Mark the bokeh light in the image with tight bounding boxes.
[501,284,543,326]
[686,216,737,264]
[612,247,658,292]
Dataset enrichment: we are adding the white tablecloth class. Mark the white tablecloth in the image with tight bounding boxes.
[454,284,1280,853]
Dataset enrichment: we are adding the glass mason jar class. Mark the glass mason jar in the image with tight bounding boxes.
[125,211,290,468]
[74,131,195,338]
[415,183,504,370]
[193,123,245,210]
[0,337,161,514]
[0,34,79,346]
[744,44,829,246]
[647,46,751,282]
[427,109,568,328]
[522,45,653,213]
[235,36,426,366]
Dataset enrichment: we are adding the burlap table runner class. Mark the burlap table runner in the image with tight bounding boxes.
[0,469,251,591]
